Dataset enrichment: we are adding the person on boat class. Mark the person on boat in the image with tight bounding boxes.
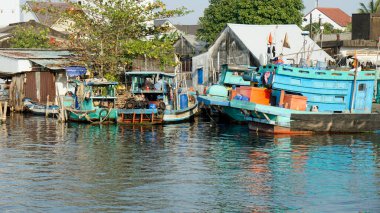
[143,78,154,90]
[273,54,284,64]
[154,78,164,91]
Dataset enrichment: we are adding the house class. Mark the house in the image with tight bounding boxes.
[192,24,333,93]
[0,20,69,48]
[302,8,351,31]
[22,1,81,33]
[0,49,82,111]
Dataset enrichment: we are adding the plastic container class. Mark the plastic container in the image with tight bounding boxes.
[149,103,157,109]
[180,94,188,109]
[239,86,271,105]
[283,94,307,111]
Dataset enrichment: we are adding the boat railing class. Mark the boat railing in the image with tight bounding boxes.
[277,66,377,79]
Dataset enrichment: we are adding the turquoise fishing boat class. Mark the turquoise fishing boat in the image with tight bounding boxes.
[232,64,380,133]
[118,71,198,124]
[64,80,118,123]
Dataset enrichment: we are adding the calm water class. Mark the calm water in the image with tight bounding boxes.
[0,114,379,212]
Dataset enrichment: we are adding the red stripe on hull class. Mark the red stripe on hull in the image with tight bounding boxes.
[248,122,313,135]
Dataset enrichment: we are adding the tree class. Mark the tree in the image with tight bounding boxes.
[302,23,343,35]
[358,0,380,13]
[197,0,304,43]
[58,0,188,78]
[9,25,52,48]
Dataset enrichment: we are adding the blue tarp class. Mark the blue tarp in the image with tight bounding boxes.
[66,66,87,77]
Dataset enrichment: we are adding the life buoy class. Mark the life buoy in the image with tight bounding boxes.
[158,101,166,110]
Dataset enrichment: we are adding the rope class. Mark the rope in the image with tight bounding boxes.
[99,108,113,123]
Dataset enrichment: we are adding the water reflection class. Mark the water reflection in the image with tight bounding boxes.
[0,115,379,212]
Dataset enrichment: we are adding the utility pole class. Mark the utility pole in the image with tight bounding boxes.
[309,13,313,39]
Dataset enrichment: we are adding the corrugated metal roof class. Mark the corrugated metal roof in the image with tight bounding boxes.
[0,49,73,59]
[225,24,333,63]
[126,71,176,78]
[182,34,207,52]
[30,59,70,70]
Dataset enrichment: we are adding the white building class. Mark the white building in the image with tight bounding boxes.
[0,0,21,28]
[302,8,351,31]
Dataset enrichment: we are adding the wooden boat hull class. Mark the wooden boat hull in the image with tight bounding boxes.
[117,108,163,125]
[24,102,59,116]
[162,103,198,123]
[67,108,118,123]
[118,102,198,125]
[232,100,380,134]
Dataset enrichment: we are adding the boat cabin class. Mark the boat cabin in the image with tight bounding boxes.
[218,64,252,86]
[259,64,376,113]
[66,80,118,110]
[125,71,175,110]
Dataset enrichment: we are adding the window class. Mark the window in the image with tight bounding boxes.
[358,84,366,91]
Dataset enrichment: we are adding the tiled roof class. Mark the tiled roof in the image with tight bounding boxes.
[26,1,78,27]
[316,7,351,27]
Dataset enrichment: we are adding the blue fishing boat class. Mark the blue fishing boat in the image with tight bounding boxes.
[64,80,119,123]
[233,64,380,133]
[118,71,198,124]
[23,98,59,116]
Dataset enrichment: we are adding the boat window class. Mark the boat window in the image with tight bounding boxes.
[331,73,342,76]
[359,84,366,91]
[283,68,293,72]
[316,72,326,75]
[335,96,344,102]
[299,70,309,74]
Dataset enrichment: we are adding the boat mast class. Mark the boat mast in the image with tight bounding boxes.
[350,52,358,113]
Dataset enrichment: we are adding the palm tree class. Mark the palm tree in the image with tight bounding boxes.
[359,0,380,13]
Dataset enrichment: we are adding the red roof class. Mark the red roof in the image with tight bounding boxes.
[316,7,351,27]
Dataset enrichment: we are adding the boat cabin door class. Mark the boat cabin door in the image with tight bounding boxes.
[354,83,368,112]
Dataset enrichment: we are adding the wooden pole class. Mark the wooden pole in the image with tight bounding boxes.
[0,102,3,122]
[3,102,7,122]
[350,61,358,113]
[46,95,50,117]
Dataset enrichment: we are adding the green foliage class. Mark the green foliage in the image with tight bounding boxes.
[9,26,51,48]
[302,23,343,35]
[60,0,188,77]
[197,0,304,43]
[358,0,380,13]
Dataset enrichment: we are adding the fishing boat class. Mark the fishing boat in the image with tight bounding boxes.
[197,64,256,122]
[232,64,380,133]
[23,98,59,116]
[118,71,198,125]
[64,79,119,123]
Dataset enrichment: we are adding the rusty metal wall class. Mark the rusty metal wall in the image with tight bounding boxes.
[370,15,380,41]
[24,72,37,101]
[39,72,55,103]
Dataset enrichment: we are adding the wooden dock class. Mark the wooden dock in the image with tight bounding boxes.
[0,101,8,123]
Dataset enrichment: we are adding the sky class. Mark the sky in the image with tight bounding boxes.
[161,0,366,25]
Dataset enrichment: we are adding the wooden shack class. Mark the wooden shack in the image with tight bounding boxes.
[0,49,76,111]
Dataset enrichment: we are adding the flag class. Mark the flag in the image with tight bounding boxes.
[268,33,273,45]
[283,33,290,48]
